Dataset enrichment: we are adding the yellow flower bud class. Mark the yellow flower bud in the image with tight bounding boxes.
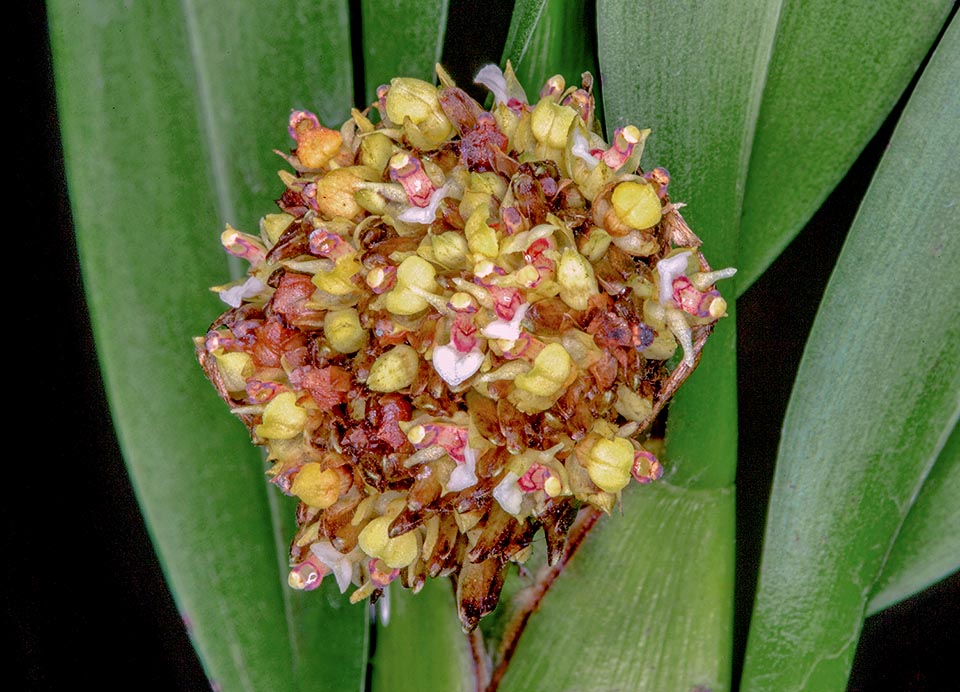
[291,463,342,508]
[384,78,453,149]
[260,213,293,245]
[312,255,361,295]
[296,125,342,169]
[514,343,573,398]
[611,180,662,230]
[323,308,366,353]
[557,247,600,310]
[385,256,439,315]
[358,516,419,568]
[314,167,365,220]
[530,99,577,150]
[213,350,254,393]
[585,437,634,493]
[367,345,420,392]
[359,132,396,177]
[256,392,307,440]
[614,384,654,422]
[464,207,499,259]
[431,231,469,269]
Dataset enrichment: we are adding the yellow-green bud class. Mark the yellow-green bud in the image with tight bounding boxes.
[256,392,307,440]
[359,132,396,177]
[312,255,360,295]
[260,213,293,245]
[367,345,420,392]
[464,207,499,258]
[358,516,419,568]
[214,350,254,393]
[385,256,439,315]
[611,180,662,230]
[291,463,342,508]
[431,231,469,269]
[530,99,577,150]
[585,437,634,493]
[514,343,573,398]
[614,384,654,423]
[557,247,600,310]
[385,78,454,149]
[323,308,366,353]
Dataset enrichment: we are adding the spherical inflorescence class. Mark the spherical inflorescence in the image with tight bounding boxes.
[196,64,735,630]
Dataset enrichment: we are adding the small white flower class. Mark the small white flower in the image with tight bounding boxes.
[656,252,691,306]
[480,302,529,341]
[447,444,478,492]
[493,471,523,515]
[218,276,266,308]
[474,64,509,106]
[397,184,451,224]
[570,129,599,170]
[432,343,484,387]
[310,540,354,593]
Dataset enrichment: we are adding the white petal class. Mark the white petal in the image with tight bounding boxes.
[311,541,354,594]
[570,129,599,170]
[480,303,529,341]
[474,64,509,106]
[493,472,523,515]
[219,276,266,308]
[656,252,691,306]
[432,344,484,387]
[397,184,450,224]
[447,448,478,492]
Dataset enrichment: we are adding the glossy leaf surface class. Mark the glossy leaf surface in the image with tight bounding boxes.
[48,2,366,689]
[741,20,960,690]
[737,0,953,294]
[505,0,598,98]
[867,423,959,614]
[500,484,735,691]
[371,579,472,692]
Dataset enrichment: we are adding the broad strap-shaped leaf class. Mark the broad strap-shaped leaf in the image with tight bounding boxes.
[500,0,548,73]
[867,422,959,615]
[499,483,735,691]
[361,0,450,103]
[737,0,953,294]
[268,493,370,691]
[741,19,959,691]
[48,2,366,689]
[600,0,781,489]
[371,579,473,692]
[504,0,598,99]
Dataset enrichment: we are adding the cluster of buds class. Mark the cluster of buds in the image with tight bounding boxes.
[196,64,734,630]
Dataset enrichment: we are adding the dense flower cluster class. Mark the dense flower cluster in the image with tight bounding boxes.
[196,64,734,629]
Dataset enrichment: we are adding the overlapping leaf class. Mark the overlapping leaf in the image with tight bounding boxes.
[48,2,366,689]
[741,19,959,690]
[737,0,953,294]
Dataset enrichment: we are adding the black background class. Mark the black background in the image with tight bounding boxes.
[9,2,957,690]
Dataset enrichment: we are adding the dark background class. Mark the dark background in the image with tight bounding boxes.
[9,2,957,690]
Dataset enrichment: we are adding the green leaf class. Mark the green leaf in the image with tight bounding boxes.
[599,0,781,489]
[499,483,735,691]
[505,0,598,98]
[737,0,953,294]
[867,422,960,615]
[48,2,366,689]
[361,0,450,102]
[741,19,960,691]
[500,0,548,72]
[371,579,473,692]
